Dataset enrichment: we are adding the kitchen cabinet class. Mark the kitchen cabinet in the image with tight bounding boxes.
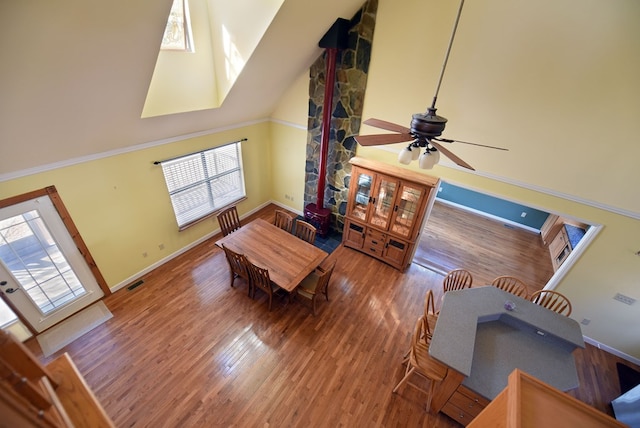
[540,214,563,245]
[549,225,571,270]
[343,157,440,270]
[441,384,490,425]
[541,214,588,271]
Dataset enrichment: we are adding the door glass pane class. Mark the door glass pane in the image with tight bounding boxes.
[0,299,17,327]
[0,210,86,315]
[370,177,396,229]
[351,172,373,221]
[391,184,424,237]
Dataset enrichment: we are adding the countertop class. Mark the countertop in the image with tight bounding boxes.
[429,286,585,400]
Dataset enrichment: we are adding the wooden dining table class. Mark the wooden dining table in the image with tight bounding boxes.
[216,218,328,293]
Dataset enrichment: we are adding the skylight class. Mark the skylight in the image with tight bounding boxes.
[142,0,285,118]
[161,0,194,52]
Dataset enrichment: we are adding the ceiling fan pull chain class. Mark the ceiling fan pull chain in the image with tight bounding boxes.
[431,0,465,110]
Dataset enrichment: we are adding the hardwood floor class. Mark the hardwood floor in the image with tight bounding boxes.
[22,204,637,427]
[415,200,555,295]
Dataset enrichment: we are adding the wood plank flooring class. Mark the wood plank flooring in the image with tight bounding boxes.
[23,204,638,427]
[415,200,555,295]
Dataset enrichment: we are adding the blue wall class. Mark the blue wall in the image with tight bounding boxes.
[436,182,550,230]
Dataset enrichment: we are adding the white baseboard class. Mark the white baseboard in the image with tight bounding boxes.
[583,335,640,366]
[110,200,276,292]
[436,198,540,234]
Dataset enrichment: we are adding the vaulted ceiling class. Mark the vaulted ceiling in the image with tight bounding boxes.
[0,0,364,175]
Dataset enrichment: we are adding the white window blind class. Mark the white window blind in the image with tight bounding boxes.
[159,142,245,229]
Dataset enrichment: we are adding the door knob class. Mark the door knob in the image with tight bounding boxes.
[4,288,17,294]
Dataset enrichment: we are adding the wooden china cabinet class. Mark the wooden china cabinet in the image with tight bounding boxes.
[343,157,440,271]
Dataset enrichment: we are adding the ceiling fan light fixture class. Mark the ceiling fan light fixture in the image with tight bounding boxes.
[418,148,440,170]
[411,143,421,161]
[398,146,413,165]
[354,0,505,171]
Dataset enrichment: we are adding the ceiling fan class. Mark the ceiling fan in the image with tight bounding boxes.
[355,0,508,171]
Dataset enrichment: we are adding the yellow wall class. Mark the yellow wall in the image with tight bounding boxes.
[363,0,640,214]
[0,122,272,289]
[269,123,307,212]
[265,1,640,361]
[2,0,638,362]
[269,71,310,211]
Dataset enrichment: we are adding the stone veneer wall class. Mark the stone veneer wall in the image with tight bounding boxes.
[304,0,377,233]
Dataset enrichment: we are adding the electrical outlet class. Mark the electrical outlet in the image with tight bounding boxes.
[142,252,148,258]
[613,293,636,305]
[158,244,165,250]
[521,212,527,218]
[581,318,591,325]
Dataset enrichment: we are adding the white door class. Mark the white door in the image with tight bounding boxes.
[0,196,103,333]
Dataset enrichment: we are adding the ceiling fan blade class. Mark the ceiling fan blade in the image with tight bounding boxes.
[433,137,508,151]
[363,118,411,134]
[355,133,414,147]
[429,140,476,171]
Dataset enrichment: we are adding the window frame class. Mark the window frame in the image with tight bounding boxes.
[159,142,246,230]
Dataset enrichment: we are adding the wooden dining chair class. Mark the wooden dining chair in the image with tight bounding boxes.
[403,290,438,363]
[217,206,241,236]
[222,244,251,296]
[393,316,448,411]
[274,210,294,233]
[295,261,336,316]
[529,290,572,316]
[442,269,473,293]
[294,219,317,245]
[491,275,529,299]
[247,260,282,312]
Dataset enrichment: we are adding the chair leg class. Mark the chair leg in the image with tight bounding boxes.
[393,366,415,393]
[268,293,273,311]
[401,348,410,364]
[426,379,437,412]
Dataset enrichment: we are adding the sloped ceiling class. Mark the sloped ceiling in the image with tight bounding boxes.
[0,0,364,175]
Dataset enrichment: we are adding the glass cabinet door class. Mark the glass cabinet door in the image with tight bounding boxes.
[349,171,374,221]
[369,175,397,230]
[390,183,424,238]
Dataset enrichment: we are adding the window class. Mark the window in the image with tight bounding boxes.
[160,142,245,229]
[161,0,194,52]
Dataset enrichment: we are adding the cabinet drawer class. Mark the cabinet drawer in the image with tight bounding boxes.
[448,388,488,418]
[365,228,386,242]
[364,235,384,254]
[364,240,385,255]
[441,401,476,426]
